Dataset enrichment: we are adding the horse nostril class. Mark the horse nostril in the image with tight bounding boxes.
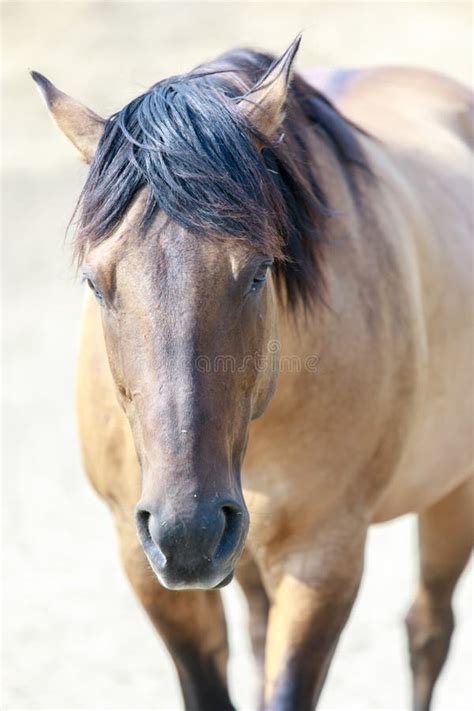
[135,507,168,569]
[214,504,243,565]
[136,508,151,544]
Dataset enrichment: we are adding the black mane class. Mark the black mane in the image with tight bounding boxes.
[74,48,368,309]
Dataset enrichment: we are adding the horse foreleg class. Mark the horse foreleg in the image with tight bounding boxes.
[236,550,270,707]
[261,522,366,710]
[117,521,235,711]
[405,477,473,711]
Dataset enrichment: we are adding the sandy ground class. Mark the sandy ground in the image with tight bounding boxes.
[2,2,473,710]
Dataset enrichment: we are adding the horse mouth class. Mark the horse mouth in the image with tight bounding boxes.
[142,541,238,591]
[213,570,234,588]
[152,565,235,591]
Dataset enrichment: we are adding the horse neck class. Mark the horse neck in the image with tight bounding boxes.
[276,123,397,358]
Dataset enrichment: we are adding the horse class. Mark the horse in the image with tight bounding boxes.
[32,36,473,711]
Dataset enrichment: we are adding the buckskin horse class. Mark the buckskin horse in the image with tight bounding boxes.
[32,36,473,711]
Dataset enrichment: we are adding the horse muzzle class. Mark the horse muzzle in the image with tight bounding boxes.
[135,498,249,590]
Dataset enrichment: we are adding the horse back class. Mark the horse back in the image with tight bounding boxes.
[303,65,473,149]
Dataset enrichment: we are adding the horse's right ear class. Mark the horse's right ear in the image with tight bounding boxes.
[31,71,105,163]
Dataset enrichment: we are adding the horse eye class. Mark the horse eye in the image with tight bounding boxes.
[84,277,104,302]
[251,261,273,292]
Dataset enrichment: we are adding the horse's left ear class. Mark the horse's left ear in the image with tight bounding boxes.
[31,71,105,163]
[238,34,301,137]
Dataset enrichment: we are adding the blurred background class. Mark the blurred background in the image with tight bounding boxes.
[2,2,472,710]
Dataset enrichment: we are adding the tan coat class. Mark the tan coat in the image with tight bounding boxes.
[34,54,473,711]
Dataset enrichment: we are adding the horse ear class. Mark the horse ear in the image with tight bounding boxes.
[31,71,105,163]
[238,34,301,137]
